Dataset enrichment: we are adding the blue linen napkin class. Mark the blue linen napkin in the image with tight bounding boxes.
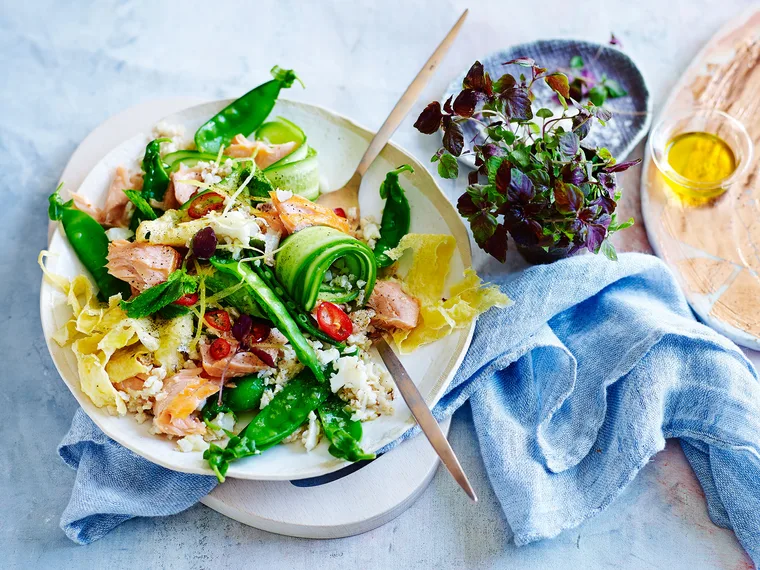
[58,253,760,565]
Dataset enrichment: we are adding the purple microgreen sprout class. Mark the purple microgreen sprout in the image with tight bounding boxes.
[414,59,640,262]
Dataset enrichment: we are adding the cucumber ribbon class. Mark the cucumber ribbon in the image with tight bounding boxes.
[274,226,377,312]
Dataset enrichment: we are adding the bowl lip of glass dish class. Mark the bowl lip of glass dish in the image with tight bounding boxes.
[648,108,754,192]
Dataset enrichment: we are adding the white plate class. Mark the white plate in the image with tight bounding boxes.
[40,99,474,480]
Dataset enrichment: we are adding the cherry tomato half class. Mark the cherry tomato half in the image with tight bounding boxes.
[209,338,231,360]
[204,309,232,332]
[188,191,225,219]
[173,293,198,306]
[316,301,353,342]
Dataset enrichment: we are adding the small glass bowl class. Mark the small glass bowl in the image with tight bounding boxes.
[648,109,753,200]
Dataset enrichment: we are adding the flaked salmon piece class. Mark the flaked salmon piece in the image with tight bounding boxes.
[153,367,219,437]
[114,374,148,392]
[270,191,351,235]
[129,171,144,191]
[70,192,105,223]
[368,280,420,331]
[103,166,134,228]
[199,337,277,378]
[224,134,298,169]
[106,240,181,293]
[171,164,203,206]
[254,204,287,236]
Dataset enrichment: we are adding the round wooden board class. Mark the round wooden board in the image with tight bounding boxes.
[641,7,760,350]
[52,96,449,537]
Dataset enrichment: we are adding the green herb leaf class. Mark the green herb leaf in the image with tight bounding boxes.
[600,239,618,261]
[157,304,192,320]
[604,79,628,99]
[610,216,634,232]
[508,147,531,169]
[589,85,608,107]
[123,189,157,220]
[570,56,584,69]
[486,156,506,185]
[536,108,554,119]
[437,153,459,179]
[247,167,276,198]
[597,147,614,163]
[120,270,198,319]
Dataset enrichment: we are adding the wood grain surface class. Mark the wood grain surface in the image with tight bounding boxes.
[641,6,760,349]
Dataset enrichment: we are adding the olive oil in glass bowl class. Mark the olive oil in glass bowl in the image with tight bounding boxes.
[649,109,753,201]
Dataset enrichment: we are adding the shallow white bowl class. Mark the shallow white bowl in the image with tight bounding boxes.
[40,99,474,480]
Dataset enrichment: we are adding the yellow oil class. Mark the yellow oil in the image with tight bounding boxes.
[665,131,737,200]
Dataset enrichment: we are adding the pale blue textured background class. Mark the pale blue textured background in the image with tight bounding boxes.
[1,0,756,567]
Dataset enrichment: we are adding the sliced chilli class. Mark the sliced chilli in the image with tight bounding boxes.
[204,309,232,332]
[316,301,353,342]
[173,292,199,306]
[188,191,226,219]
[209,338,231,360]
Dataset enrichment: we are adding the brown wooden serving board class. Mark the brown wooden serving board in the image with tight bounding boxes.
[641,7,760,350]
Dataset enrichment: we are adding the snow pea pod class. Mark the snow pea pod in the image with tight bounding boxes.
[140,138,171,203]
[204,269,266,319]
[48,185,131,302]
[318,396,375,462]
[195,66,301,154]
[204,369,329,481]
[201,375,266,423]
[209,257,325,383]
[374,165,414,268]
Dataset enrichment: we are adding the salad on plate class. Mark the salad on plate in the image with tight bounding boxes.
[41,66,508,481]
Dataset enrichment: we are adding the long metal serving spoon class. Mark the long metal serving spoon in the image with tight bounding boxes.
[315,9,468,213]
[318,10,477,502]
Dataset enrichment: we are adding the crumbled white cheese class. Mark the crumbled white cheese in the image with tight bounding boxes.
[329,353,394,421]
[259,388,274,409]
[309,340,341,366]
[259,384,284,409]
[210,412,235,434]
[275,189,293,202]
[105,227,134,241]
[209,210,263,248]
[301,411,321,451]
[177,434,210,453]
[359,216,382,249]
[153,121,189,154]
[329,355,367,393]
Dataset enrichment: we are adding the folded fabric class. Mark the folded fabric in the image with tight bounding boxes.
[58,253,760,566]
[59,410,216,544]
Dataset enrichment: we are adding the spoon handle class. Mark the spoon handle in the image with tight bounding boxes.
[354,9,468,177]
[375,337,478,502]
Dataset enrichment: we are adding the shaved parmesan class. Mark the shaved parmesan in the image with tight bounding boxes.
[387,234,511,353]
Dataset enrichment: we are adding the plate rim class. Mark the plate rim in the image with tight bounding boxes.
[40,97,476,480]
